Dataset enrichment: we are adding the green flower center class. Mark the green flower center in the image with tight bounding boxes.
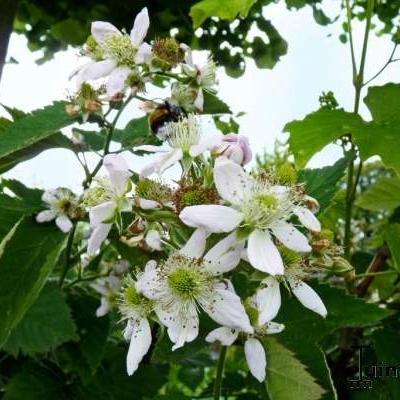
[242,193,279,231]
[168,267,201,299]
[124,286,142,306]
[56,199,71,213]
[104,34,137,67]
[244,302,259,327]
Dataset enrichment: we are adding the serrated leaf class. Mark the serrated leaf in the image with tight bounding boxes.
[190,0,256,28]
[202,91,232,114]
[298,153,352,211]
[3,283,77,355]
[0,218,66,347]
[113,116,155,148]
[264,337,325,400]
[356,176,400,211]
[0,101,76,162]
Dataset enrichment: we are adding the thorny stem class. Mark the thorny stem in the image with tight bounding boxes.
[213,346,227,400]
[59,222,77,287]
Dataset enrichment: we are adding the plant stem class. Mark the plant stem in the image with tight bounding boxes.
[213,346,227,400]
[59,222,77,287]
[355,270,397,278]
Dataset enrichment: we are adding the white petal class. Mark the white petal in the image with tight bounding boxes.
[179,228,208,258]
[130,8,150,47]
[288,278,327,317]
[194,88,204,111]
[87,224,112,256]
[264,321,285,334]
[157,148,183,174]
[123,320,134,341]
[213,156,248,205]
[42,189,58,204]
[269,185,290,202]
[91,21,121,45]
[256,277,281,324]
[77,59,116,84]
[106,66,130,97]
[203,283,253,334]
[134,42,152,64]
[36,210,56,223]
[204,232,240,263]
[55,215,73,233]
[133,145,168,153]
[104,154,131,197]
[126,317,152,375]
[135,260,160,299]
[245,338,266,382]
[190,132,223,158]
[145,230,162,251]
[205,327,238,346]
[271,222,311,253]
[89,201,117,225]
[138,198,161,210]
[247,230,284,275]
[96,297,110,317]
[180,205,242,233]
[293,206,321,232]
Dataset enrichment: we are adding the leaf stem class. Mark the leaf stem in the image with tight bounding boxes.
[213,346,227,400]
[59,222,77,287]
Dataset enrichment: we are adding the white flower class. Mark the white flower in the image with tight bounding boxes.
[133,115,222,178]
[181,45,217,111]
[87,154,132,255]
[258,276,327,319]
[135,228,252,350]
[36,188,78,233]
[213,134,252,166]
[76,8,151,97]
[91,275,122,317]
[179,157,321,275]
[121,229,162,251]
[206,287,284,382]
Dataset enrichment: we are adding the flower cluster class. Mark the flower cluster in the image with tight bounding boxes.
[35,7,335,383]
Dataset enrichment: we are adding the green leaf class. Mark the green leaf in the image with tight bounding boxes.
[190,0,257,28]
[0,101,76,164]
[284,109,361,168]
[202,91,232,114]
[264,337,325,400]
[113,116,154,148]
[3,283,77,355]
[0,218,66,347]
[384,224,400,271]
[356,176,400,211]
[298,153,352,211]
[364,83,400,123]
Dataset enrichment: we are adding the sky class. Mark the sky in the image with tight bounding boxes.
[0,0,398,192]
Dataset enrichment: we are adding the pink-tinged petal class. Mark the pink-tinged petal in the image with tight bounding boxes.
[55,215,73,233]
[271,222,311,253]
[180,43,194,66]
[213,156,248,205]
[91,21,121,45]
[89,201,117,225]
[244,338,266,382]
[256,277,281,324]
[194,88,204,111]
[103,154,131,196]
[287,278,327,317]
[106,66,130,97]
[180,228,208,258]
[130,7,150,47]
[126,317,152,375]
[247,230,284,275]
[77,59,116,85]
[134,42,152,64]
[293,206,321,232]
[96,297,111,317]
[36,210,56,223]
[205,327,239,346]
[180,205,242,233]
[87,223,112,256]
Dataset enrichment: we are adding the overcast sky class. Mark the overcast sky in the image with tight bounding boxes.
[0,1,398,192]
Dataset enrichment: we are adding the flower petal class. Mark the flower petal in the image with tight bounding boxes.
[130,7,150,47]
[106,66,130,97]
[256,277,281,324]
[77,59,116,85]
[88,223,112,256]
[133,145,168,153]
[190,132,223,158]
[264,321,285,334]
[138,198,161,209]
[91,21,121,45]
[271,222,311,253]
[55,215,73,233]
[180,228,208,258]
[244,338,266,382]
[203,282,253,334]
[136,260,160,299]
[89,201,117,225]
[96,297,111,317]
[36,210,56,223]
[157,148,183,174]
[126,317,152,375]
[180,205,242,233]
[104,154,131,197]
[287,278,327,317]
[134,42,152,64]
[205,327,239,346]
[204,232,240,262]
[194,88,204,111]
[145,229,162,251]
[247,230,284,275]
[213,156,248,205]
[293,206,321,232]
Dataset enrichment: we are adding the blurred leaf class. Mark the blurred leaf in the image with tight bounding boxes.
[0,218,65,347]
[190,0,256,28]
[264,337,325,400]
[384,224,400,271]
[202,91,231,114]
[113,116,155,148]
[3,283,77,355]
[50,18,87,45]
[356,176,400,211]
[1,179,43,206]
[312,6,332,26]
[298,152,352,211]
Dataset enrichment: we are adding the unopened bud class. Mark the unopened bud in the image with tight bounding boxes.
[214,134,252,165]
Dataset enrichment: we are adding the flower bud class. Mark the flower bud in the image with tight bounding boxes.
[214,134,252,165]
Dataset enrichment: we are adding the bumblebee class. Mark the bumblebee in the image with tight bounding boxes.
[149,101,186,137]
